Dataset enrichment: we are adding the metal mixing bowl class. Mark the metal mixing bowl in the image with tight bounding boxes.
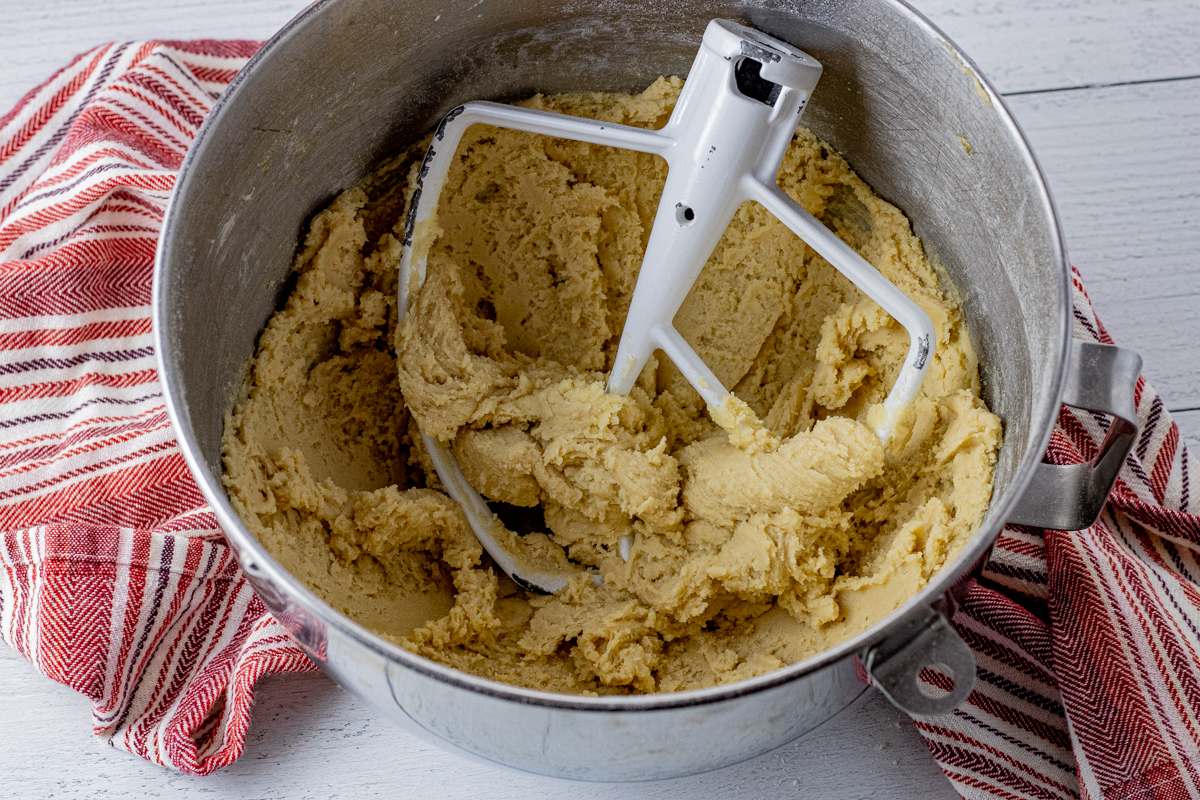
[154,0,1094,781]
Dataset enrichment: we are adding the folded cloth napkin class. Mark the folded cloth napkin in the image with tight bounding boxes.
[0,41,1197,795]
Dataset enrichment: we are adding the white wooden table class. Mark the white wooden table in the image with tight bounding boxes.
[1,1,1197,797]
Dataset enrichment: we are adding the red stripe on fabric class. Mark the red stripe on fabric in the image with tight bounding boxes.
[942,769,1035,800]
[1047,529,1178,794]
[56,101,187,171]
[142,61,213,110]
[1071,268,1116,345]
[13,233,161,273]
[35,525,121,699]
[957,578,1056,670]
[0,44,134,222]
[0,404,164,454]
[187,67,243,86]
[1115,495,1200,550]
[35,146,159,190]
[1053,409,1098,464]
[0,250,156,320]
[1,49,88,131]
[0,171,172,255]
[163,598,308,775]
[159,40,262,59]
[118,70,207,131]
[920,723,1078,797]
[923,739,1072,800]
[154,509,219,535]
[55,473,205,532]
[0,231,152,276]
[1101,526,1200,792]
[138,564,246,764]
[952,621,1057,692]
[101,90,194,151]
[952,676,1074,751]
[189,616,306,774]
[95,186,168,221]
[0,531,39,658]
[0,368,157,405]
[0,411,170,476]
[0,318,150,352]
[994,534,1047,560]
[1106,758,1194,800]
[0,47,109,164]
[1148,425,1180,506]
[101,530,152,721]
[0,445,182,526]
[124,540,222,757]
[121,559,225,760]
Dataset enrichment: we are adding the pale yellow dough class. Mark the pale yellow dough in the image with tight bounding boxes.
[222,77,1002,694]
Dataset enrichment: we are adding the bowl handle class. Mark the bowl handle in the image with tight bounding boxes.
[1008,340,1143,531]
[864,602,976,718]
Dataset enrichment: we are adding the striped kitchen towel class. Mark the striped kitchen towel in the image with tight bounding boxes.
[0,41,316,776]
[915,271,1200,800]
[0,40,1198,796]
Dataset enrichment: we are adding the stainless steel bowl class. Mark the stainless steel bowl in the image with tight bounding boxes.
[153,0,1133,781]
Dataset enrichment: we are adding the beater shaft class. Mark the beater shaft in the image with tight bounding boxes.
[397,19,937,591]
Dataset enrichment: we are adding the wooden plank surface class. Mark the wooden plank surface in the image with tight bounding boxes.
[5,0,1200,107]
[0,0,303,112]
[0,644,955,800]
[1004,77,1200,447]
[918,0,1200,94]
[1178,411,1200,454]
[0,0,1197,797]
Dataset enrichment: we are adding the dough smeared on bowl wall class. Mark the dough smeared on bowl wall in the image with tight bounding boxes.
[222,76,1002,695]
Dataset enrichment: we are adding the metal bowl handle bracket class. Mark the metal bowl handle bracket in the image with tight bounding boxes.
[864,604,976,717]
[1008,340,1142,531]
[866,341,1141,718]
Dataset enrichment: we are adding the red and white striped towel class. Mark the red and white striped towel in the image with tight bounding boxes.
[1,41,1198,795]
[0,41,315,776]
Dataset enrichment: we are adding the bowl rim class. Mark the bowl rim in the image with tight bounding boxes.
[152,0,1072,713]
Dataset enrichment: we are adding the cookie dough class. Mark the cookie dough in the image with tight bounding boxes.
[222,77,1002,694]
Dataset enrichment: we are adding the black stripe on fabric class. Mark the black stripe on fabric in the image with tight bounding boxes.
[1182,453,1191,513]
[13,225,74,260]
[975,575,1051,626]
[956,624,1057,688]
[153,50,211,102]
[982,560,1049,586]
[110,534,175,736]
[1071,305,1101,342]
[0,392,162,430]
[0,43,130,196]
[1160,535,1200,587]
[977,667,1066,716]
[950,707,1077,775]
[1087,408,1112,435]
[0,347,154,376]
[1137,395,1163,462]
[1123,453,1154,493]
[1141,522,1200,646]
[15,161,130,216]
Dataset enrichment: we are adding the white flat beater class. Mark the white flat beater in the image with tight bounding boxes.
[397,19,935,593]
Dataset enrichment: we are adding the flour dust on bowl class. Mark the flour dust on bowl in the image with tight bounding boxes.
[154,0,1139,781]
